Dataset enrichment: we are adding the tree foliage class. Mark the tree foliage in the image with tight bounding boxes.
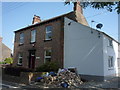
[65,1,120,14]
[4,58,13,64]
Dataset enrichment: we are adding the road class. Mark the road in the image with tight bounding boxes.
[0,77,120,89]
[0,81,21,89]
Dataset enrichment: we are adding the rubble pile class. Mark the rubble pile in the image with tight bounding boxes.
[36,69,83,88]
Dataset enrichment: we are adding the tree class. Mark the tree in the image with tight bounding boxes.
[65,1,120,14]
[4,58,13,64]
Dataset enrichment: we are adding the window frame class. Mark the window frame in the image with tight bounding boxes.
[45,26,52,41]
[44,49,52,63]
[31,29,36,43]
[17,53,23,66]
[108,56,114,68]
[19,33,24,44]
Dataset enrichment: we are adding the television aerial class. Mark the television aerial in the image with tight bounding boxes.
[96,23,103,30]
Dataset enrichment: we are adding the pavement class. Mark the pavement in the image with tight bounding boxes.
[0,80,40,89]
[78,77,120,88]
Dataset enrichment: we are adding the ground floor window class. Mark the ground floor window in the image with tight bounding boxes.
[44,49,51,63]
[108,56,113,68]
[18,53,23,65]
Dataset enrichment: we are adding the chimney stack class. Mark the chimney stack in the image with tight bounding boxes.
[73,2,83,14]
[32,15,41,24]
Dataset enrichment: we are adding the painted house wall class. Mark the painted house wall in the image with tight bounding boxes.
[118,44,120,75]
[64,17,104,76]
[0,37,11,61]
[2,43,12,61]
[103,35,118,76]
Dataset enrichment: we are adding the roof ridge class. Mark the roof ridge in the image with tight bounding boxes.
[14,11,74,32]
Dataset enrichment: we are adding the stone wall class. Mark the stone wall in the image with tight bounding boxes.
[2,71,42,84]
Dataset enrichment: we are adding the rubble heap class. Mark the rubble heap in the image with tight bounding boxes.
[37,69,83,88]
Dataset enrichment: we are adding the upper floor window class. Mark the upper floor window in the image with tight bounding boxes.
[108,39,113,47]
[44,49,51,63]
[19,33,24,44]
[31,30,36,43]
[108,56,114,68]
[18,53,23,66]
[45,26,52,40]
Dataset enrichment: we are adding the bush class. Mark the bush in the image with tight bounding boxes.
[36,61,60,72]
[4,58,13,64]
[0,61,6,64]
[4,66,33,76]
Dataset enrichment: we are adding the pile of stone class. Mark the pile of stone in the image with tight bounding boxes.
[36,69,83,88]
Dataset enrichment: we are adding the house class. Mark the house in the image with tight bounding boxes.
[13,2,88,69]
[64,17,119,81]
[13,2,119,81]
[0,37,12,62]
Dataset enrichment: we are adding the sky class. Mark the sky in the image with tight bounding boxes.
[1,2,118,52]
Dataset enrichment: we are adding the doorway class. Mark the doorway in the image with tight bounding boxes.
[28,50,36,69]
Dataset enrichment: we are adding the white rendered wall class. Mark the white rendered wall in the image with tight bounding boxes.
[64,17,104,76]
[103,35,118,76]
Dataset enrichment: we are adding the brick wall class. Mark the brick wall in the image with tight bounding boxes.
[13,18,64,69]
[13,10,88,69]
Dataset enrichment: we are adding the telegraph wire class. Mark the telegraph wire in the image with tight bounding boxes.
[3,2,110,19]
[3,2,22,9]
[86,11,108,19]
[3,2,28,14]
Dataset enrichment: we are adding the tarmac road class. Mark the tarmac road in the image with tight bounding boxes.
[0,77,120,89]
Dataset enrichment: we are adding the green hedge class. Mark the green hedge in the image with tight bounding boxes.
[36,61,60,72]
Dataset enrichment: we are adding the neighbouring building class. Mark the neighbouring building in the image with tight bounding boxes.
[0,37,2,61]
[13,2,120,81]
[0,37,12,62]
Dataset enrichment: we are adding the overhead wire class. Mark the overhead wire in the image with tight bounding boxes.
[86,11,109,19]
[3,2,27,14]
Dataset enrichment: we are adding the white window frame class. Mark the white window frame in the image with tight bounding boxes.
[18,53,23,65]
[108,39,113,47]
[108,56,114,68]
[19,33,24,44]
[44,49,52,63]
[45,26,52,40]
[31,30,36,43]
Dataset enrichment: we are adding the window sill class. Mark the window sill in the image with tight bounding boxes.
[17,63,22,66]
[19,43,24,46]
[30,42,36,44]
[108,68,114,70]
[44,39,52,42]
[107,46,113,48]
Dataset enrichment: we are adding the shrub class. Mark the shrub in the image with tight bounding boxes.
[4,66,33,76]
[4,58,13,64]
[36,61,60,72]
[0,61,6,64]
